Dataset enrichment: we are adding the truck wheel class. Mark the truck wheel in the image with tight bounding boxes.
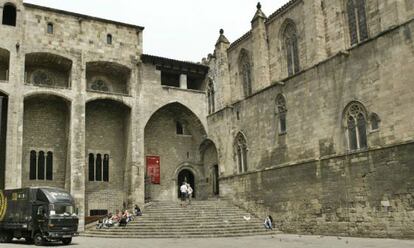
[34,233,45,246]
[62,238,72,245]
[0,232,12,243]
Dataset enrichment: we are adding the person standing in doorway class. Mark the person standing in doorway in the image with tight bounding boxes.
[186,183,193,205]
[180,182,188,207]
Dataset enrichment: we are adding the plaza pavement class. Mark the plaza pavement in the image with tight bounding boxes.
[4,234,414,248]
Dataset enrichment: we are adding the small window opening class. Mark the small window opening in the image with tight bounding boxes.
[107,34,112,45]
[176,121,184,135]
[161,71,180,87]
[2,4,16,26]
[47,23,54,34]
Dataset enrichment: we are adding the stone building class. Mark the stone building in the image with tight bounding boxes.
[0,0,413,238]
[205,0,414,238]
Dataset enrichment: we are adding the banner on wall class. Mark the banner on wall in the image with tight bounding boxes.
[146,156,160,184]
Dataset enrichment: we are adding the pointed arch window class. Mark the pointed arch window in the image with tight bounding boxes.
[276,94,287,134]
[2,3,16,26]
[347,0,368,45]
[370,113,380,131]
[239,50,252,97]
[344,102,368,151]
[207,80,215,114]
[283,22,300,76]
[234,132,248,173]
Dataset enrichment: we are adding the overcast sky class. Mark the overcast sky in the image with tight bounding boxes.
[24,0,289,62]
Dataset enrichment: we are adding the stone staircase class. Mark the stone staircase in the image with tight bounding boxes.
[83,199,279,238]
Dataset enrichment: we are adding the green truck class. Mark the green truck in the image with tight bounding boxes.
[0,187,78,246]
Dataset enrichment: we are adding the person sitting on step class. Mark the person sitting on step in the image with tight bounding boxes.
[134,204,142,216]
[264,215,273,230]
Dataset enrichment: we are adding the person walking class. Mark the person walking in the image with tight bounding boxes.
[186,183,193,205]
[180,182,188,207]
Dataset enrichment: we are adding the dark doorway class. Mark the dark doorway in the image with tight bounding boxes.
[0,94,8,189]
[212,164,219,196]
[177,169,195,198]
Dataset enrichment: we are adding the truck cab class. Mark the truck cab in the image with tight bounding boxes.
[0,187,78,246]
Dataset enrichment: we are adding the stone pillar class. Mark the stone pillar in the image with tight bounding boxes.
[179,74,187,89]
[214,29,231,107]
[251,3,270,91]
[69,55,86,231]
[129,61,145,207]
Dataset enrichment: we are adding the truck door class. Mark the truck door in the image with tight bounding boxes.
[34,205,47,232]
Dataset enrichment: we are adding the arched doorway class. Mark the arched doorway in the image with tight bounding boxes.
[177,169,195,198]
[144,102,206,201]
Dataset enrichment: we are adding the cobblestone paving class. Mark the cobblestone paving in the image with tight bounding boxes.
[4,234,414,248]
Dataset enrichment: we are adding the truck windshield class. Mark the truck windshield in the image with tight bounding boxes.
[50,204,75,216]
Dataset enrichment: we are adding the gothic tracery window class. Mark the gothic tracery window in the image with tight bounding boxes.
[344,102,368,151]
[347,0,368,45]
[276,94,287,134]
[239,50,252,97]
[283,22,300,76]
[234,132,248,173]
[91,79,109,92]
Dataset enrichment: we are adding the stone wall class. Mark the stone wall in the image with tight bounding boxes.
[221,142,414,238]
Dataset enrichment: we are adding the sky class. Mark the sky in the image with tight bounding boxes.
[24,0,289,62]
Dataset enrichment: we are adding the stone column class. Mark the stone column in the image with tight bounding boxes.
[69,54,86,231]
[179,74,187,89]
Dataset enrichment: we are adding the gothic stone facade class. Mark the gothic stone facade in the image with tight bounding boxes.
[0,0,413,238]
[205,0,414,239]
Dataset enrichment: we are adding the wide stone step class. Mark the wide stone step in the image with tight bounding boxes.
[85,200,278,238]
[83,229,278,238]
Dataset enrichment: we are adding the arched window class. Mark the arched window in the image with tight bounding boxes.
[29,150,37,180]
[347,0,368,45]
[96,153,102,181]
[103,154,109,182]
[283,22,300,76]
[107,34,112,45]
[47,22,54,34]
[2,3,16,26]
[88,153,95,181]
[239,50,252,97]
[234,132,248,173]
[46,151,53,180]
[276,94,287,134]
[207,80,215,114]
[370,113,380,131]
[37,151,45,180]
[344,102,368,151]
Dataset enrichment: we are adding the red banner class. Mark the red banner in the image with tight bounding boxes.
[146,156,160,184]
